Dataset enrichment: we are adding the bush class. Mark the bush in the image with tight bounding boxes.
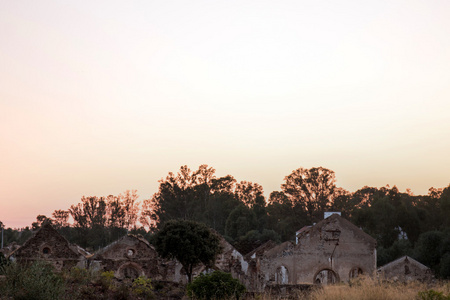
[417,289,450,300]
[100,270,115,289]
[0,261,65,300]
[186,270,246,300]
[132,276,154,299]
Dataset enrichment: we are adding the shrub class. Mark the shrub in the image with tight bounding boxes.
[417,289,450,300]
[67,266,93,284]
[0,260,65,300]
[100,270,115,289]
[187,270,246,300]
[132,276,154,299]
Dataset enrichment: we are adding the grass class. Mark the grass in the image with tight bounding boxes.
[305,277,450,300]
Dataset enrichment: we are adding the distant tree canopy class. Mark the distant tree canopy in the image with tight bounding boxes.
[3,165,450,278]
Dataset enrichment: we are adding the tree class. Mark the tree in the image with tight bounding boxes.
[414,231,445,272]
[266,191,308,241]
[147,165,239,233]
[69,196,108,248]
[31,215,51,230]
[235,181,267,231]
[281,167,337,222]
[154,220,222,283]
[51,210,69,229]
[225,204,258,242]
[120,190,140,230]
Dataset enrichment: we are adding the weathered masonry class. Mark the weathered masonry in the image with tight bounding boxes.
[378,256,434,283]
[251,214,377,290]
[13,215,429,293]
[8,222,88,270]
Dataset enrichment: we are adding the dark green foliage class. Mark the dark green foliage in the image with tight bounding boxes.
[147,165,241,235]
[186,270,246,300]
[0,261,65,300]
[417,289,450,300]
[439,253,450,279]
[225,205,258,242]
[154,219,222,282]
[414,231,445,272]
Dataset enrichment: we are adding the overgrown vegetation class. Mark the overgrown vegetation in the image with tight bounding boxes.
[186,270,246,300]
[154,219,222,283]
[2,165,450,277]
[0,262,157,300]
[0,261,65,300]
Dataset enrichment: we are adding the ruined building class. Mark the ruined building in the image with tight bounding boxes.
[8,222,88,270]
[89,234,167,280]
[378,256,434,283]
[10,214,422,292]
[248,214,377,291]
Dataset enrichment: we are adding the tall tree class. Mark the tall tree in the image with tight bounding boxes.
[154,219,222,283]
[267,191,308,241]
[281,167,337,222]
[148,165,239,232]
[51,210,69,229]
[235,181,267,231]
[120,190,140,230]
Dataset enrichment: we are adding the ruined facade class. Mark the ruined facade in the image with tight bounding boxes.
[8,215,379,292]
[89,234,168,280]
[8,222,87,270]
[251,214,377,291]
[378,256,434,282]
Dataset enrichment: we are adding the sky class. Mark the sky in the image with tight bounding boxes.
[1,0,450,228]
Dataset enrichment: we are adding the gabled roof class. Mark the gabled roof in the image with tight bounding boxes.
[9,222,87,259]
[91,234,155,260]
[297,214,377,247]
[244,240,276,260]
[296,225,312,235]
[378,256,430,271]
[263,241,295,258]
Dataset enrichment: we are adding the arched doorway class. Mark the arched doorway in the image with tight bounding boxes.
[117,262,143,280]
[275,266,289,284]
[314,269,338,285]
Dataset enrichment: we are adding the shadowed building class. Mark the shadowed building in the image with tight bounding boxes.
[253,214,376,291]
[378,256,434,282]
[89,234,167,280]
[8,222,88,270]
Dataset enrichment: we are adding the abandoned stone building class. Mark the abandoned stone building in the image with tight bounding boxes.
[378,256,434,283]
[89,234,168,280]
[88,233,249,284]
[247,214,377,291]
[7,214,394,292]
[8,222,88,270]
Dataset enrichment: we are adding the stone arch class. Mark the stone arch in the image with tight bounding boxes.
[314,268,338,285]
[349,267,363,279]
[275,265,289,284]
[117,262,144,280]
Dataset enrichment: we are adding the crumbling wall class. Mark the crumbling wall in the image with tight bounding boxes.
[90,235,162,280]
[378,256,433,282]
[257,215,376,291]
[10,224,84,271]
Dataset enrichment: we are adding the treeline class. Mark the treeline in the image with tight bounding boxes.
[2,165,450,277]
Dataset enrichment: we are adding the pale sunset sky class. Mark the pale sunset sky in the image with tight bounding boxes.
[1,1,450,228]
